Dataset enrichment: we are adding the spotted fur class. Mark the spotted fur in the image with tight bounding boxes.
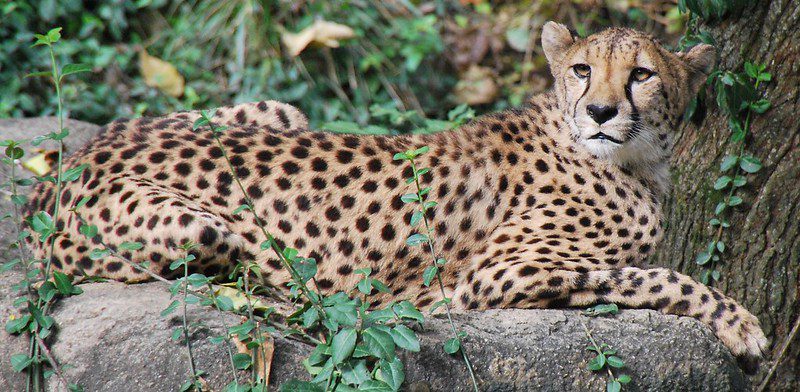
[26,23,766,369]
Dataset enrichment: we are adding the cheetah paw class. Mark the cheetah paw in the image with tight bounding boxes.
[716,310,769,374]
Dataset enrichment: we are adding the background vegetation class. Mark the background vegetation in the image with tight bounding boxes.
[1,0,683,128]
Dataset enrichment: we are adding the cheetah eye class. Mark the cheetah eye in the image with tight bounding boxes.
[572,64,591,79]
[631,67,655,82]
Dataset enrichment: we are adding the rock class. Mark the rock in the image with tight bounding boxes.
[0,118,748,391]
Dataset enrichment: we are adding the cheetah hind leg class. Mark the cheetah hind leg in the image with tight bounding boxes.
[458,265,768,373]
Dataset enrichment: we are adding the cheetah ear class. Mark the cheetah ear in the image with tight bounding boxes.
[677,44,717,92]
[541,21,576,66]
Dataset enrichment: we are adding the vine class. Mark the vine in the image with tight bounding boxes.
[679,4,771,285]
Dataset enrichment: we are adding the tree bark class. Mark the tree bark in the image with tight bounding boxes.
[651,1,800,390]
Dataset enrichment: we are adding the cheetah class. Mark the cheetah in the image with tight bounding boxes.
[27,22,767,369]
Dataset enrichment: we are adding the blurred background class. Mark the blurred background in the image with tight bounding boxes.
[0,0,684,130]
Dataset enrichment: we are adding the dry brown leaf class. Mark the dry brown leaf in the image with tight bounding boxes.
[232,326,274,385]
[138,49,185,97]
[454,65,498,105]
[281,20,355,57]
[22,150,56,176]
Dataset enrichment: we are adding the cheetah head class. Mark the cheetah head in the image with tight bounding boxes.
[541,22,715,169]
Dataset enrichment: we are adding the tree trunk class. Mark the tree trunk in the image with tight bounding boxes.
[651,1,800,390]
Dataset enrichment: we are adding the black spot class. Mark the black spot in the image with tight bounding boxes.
[535,159,549,173]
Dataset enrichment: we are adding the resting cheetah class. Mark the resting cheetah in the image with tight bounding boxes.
[27,22,767,368]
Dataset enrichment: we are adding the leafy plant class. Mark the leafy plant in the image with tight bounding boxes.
[394,146,479,391]
[2,27,89,392]
[579,317,631,392]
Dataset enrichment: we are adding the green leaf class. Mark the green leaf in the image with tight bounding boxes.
[607,380,622,392]
[25,71,52,79]
[377,357,405,391]
[587,353,606,371]
[732,176,747,187]
[215,296,234,311]
[119,241,144,251]
[422,266,438,287]
[74,196,92,210]
[443,337,461,354]
[700,269,712,285]
[390,325,420,352]
[720,155,738,171]
[161,300,180,317]
[584,303,619,316]
[716,241,726,252]
[409,211,424,227]
[400,193,419,203]
[38,282,57,302]
[192,116,210,130]
[340,361,371,386]
[607,355,625,368]
[79,224,98,239]
[232,353,252,370]
[371,279,390,294]
[712,270,722,281]
[406,234,429,247]
[728,195,743,206]
[392,152,409,161]
[11,195,27,206]
[279,380,324,392]
[10,353,33,372]
[393,301,424,323]
[744,62,758,78]
[294,258,317,283]
[696,252,711,266]
[302,307,319,329]
[413,146,430,156]
[232,205,250,215]
[46,27,62,43]
[357,277,372,295]
[739,155,762,173]
[617,374,632,384]
[713,176,732,190]
[29,211,55,240]
[331,327,357,365]
[228,320,255,337]
[750,99,771,114]
[714,202,726,215]
[5,315,31,334]
[357,380,394,392]
[61,63,92,77]
[89,248,110,261]
[363,326,396,360]
[53,271,81,295]
[62,163,89,182]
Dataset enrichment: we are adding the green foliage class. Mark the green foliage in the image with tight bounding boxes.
[677,0,748,21]
[582,321,631,391]
[394,147,478,389]
[695,62,770,284]
[679,6,772,285]
[1,27,85,391]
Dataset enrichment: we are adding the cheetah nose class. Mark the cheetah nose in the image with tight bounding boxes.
[586,104,618,125]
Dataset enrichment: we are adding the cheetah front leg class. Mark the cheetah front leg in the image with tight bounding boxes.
[455,260,768,372]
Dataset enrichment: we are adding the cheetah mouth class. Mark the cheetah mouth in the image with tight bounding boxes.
[587,132,623,144]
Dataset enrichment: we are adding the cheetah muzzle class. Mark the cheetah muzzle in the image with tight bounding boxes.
[26,22,768,372]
